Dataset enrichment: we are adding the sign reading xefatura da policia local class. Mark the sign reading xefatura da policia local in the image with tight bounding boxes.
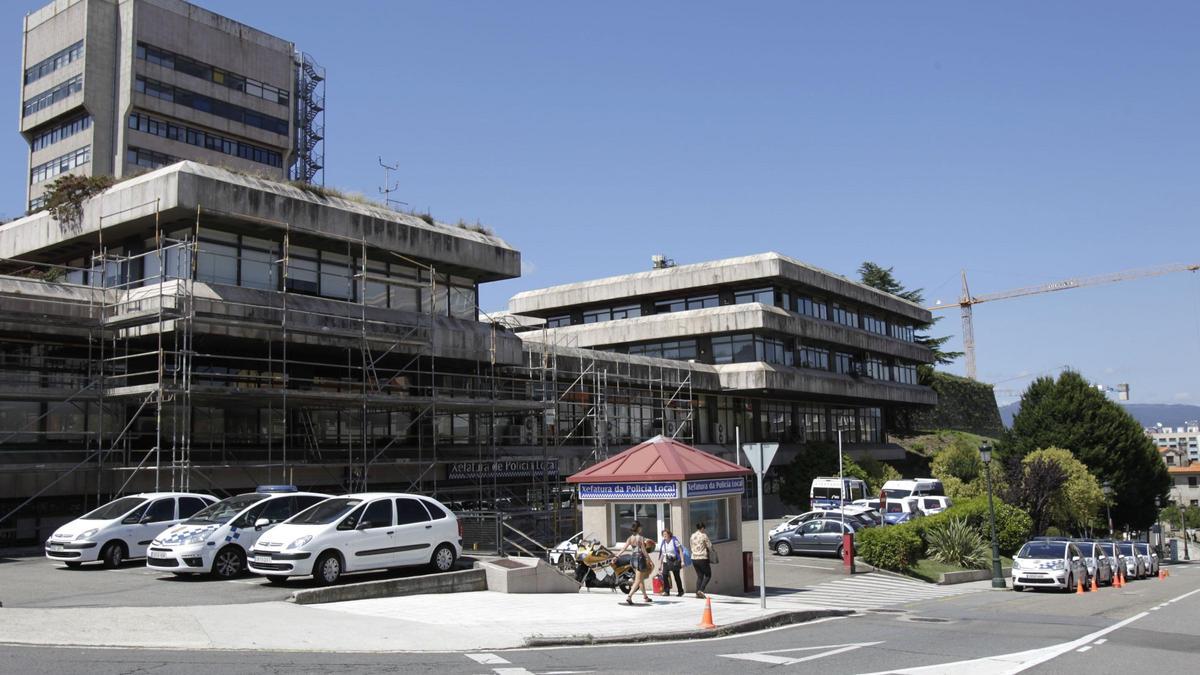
[684,477,745,497]
[578,482,679,500]
[447,459,559,481]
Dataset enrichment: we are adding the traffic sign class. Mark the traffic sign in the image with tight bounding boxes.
[743,442,779,475]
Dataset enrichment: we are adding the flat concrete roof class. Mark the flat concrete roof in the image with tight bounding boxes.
[1,162,521,281]
[508,252,931,323]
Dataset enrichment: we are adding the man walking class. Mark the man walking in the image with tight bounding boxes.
[690,522,713,598]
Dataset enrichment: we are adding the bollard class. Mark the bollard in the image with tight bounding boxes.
[742,551,754,593]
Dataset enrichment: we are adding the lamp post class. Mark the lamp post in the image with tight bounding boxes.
[1102,482,1114,536]
[1155,496,1164,559]
[980,442,1005,588]
[837,418,854,574]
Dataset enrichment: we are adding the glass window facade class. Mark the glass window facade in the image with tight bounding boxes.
[734,287,774,305]
[627,339,697,361]
[797,345,829,370]
[136,76,289,136]
[23,75,82,117]
[128,113,283,168]
[859,407,882,443]
[760,401,792,441]
[798,405,828,443]
[31,115,92,152]
[831,304,858,328]
[688,498,731,542]
[864,355,888,380]
[25,40,83,84]
[30,145,90,184]
[712,334,757,364]
[862,314,887,335]
[126,146,178,170]
[654,294,718,313]
[797,296,828,320]
[137,42,289,106]
[546,315,571,328]
[834,351,856,375]
[890,323,915,342]
[894,362,919,385]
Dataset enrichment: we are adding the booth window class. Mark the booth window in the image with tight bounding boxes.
[611,503,671,543]
[688,498,731,542]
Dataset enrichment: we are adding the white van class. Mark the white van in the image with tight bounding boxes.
[147,486,330,578]
[247,492,462,585]
[809,477,868,510]
[880,478,944,500]
[45,492,217,568]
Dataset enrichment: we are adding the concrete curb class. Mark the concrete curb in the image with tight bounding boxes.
[522,608,852,647]
[938,567,1012,585]
[289,568,486,605]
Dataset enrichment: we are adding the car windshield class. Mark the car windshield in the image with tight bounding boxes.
[882,489,910,499]
[289,497,364,525]
[1100,543,1116,555]
[1018,542,1066,559]
[1118,543,1135,554]
[80,497,149,520]
[1135,544,1150,553]
[185,494,268,524]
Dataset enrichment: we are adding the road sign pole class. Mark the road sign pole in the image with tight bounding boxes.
[757,446,766,610]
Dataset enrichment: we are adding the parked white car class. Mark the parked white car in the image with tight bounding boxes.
[548,531,584,570]
[914,496,953,515]
[147,487,330,579]
[247,492,462,585]
[45,492,217,568]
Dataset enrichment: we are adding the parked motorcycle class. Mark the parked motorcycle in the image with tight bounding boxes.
[572,537,635,593]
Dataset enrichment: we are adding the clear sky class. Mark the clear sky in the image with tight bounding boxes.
[5,1,1199,406]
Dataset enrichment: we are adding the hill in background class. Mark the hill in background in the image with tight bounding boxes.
[999,401,1200,429]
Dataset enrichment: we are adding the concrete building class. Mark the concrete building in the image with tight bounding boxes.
[1148,423,1200,464]
[19,0,325,213]
[506,253,938,460]
[1169,464,1200,508]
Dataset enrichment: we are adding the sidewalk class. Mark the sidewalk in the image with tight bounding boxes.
[0,590,837,652]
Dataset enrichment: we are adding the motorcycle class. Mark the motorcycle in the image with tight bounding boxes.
[571,537,654,594]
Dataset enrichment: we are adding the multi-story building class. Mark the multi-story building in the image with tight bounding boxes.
[19,0,325,213]
[1148,423,1200,464]
[1169,464,1200,508]
[506,253,938,457]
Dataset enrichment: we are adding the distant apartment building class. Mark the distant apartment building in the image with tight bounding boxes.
[1169,464,1200,507]
[506,253,938,456]
[1147,423,1200,464]
[19,0,325,213]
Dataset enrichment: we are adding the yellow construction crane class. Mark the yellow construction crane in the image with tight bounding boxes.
[931,263,1200,380]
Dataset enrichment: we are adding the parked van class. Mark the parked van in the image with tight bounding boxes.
[45,492,217,568]
[809,477,868,510]
[247,492,462,585]
[880,478,944,500]
[147,486,330,578]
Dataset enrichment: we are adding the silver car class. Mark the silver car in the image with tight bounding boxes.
[1116,541,1147,579]
[1134,542,1159,577]
[1012,540,1088,592]
[1073,540,1114,587]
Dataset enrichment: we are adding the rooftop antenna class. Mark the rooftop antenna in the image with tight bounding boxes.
[378,157,407,210]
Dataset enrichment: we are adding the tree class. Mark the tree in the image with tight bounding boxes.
[1023,447,1106,534]
[1018,455,1069,536]
[778,443,882,509]
[857,262,963,373]
[1002,370,1170,530]
[42,173,115,223]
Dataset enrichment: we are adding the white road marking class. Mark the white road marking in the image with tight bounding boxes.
[721,641,883,666]
[1093,639,1107,645]
[466,653,510,665]
[1076,646,1091,652]
[510,615,850,652]
[493,669,534,675]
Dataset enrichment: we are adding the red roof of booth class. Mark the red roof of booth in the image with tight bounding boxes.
[567,436,752,483]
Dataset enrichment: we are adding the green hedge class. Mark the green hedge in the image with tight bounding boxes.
[856,525,924,571]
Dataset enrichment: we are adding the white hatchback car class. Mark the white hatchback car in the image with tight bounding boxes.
[247,492,462,585]
[45,492,217,568]
[147,487,330,579]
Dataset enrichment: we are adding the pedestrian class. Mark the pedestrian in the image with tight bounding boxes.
[658,528,686,597]
[613,520,653,605]
[690,521,713,599]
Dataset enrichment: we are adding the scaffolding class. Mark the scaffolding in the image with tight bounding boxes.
[0,204,701,549]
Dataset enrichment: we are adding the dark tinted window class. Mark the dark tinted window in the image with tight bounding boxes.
[362,500,393,528]
[288,498,357,525]
[821,521,843,534]
[396,498,432,525]
[295,495,326,511]
[144,498,176,523]
[422,500,449,520]
[801,521,822,534]
[82,497,147,520]
[1019,542,1066,559]
[260,497,296,523]
[233,502,269,528]
[179,497,208,518]
[337,503,367,530]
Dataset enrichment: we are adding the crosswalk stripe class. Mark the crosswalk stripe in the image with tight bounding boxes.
[767,573,980,610]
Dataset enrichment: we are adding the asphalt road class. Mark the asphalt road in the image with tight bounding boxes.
[2,563,1195,674]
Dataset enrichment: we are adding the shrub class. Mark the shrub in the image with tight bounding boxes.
[918,496,1031,556]
[856,524,923,572]
[925,517,989,569]
[43,174,115,222]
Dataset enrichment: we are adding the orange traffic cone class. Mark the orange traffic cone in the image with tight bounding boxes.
[1158,569,1165,580]
[1076,577,1085,594]
[1165,569,1170,578]
[1091,574,1098,592]
[698,597,716,629]
[1116,570,1124,588]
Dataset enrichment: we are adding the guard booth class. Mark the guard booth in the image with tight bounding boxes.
[567,435,752,595]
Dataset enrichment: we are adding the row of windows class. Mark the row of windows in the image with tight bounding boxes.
[25,40,83,85]
[136,76,289,136]
[831,303,858,328]
[862,315,887,335]
[23,75,82,117]
[628,339,697,361]
[655,294,720,313]
[28,194,47,212]
[126,145,178,170]
[796,296,828,320]
[797,345,829,370]
[583,304,640,323]
[137,42,289,107]
[31,114,92,152]
[30,145,89,184]
[128,112,283,168]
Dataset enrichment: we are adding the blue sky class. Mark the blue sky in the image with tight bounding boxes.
[5,1,1200,406]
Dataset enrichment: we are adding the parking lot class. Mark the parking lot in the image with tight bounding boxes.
[0,552,464,609]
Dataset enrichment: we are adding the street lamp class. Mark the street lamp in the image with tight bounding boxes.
[1155,496,1164,558]
[1102,482,1114,536]
[980,442,1005,589]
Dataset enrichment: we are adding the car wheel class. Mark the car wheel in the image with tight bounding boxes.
[430,544,457,573]
[64,561,82,569]
[313,552,342,586]
[836,544,845,560]
[1064,573,1074,593]
[557,554,576,573]
[265,575,288,585]
[1012,584,1023,592]
[100,541,125,569]
[212,546,245,579]
[774,541,792,556]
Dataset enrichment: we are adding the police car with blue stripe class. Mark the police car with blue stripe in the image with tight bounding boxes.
[147,486,330,579]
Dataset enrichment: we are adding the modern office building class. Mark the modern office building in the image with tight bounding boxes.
[19,0,325,213]
[1148,423,1200,464]
[506,253,938,454]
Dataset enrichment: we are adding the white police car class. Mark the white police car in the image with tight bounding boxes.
[45,492,217,568]
[146,486,329,579]
[248,492,461,585]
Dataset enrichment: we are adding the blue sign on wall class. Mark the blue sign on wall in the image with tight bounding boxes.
[579,482,679,500]
[685,477,746,498]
